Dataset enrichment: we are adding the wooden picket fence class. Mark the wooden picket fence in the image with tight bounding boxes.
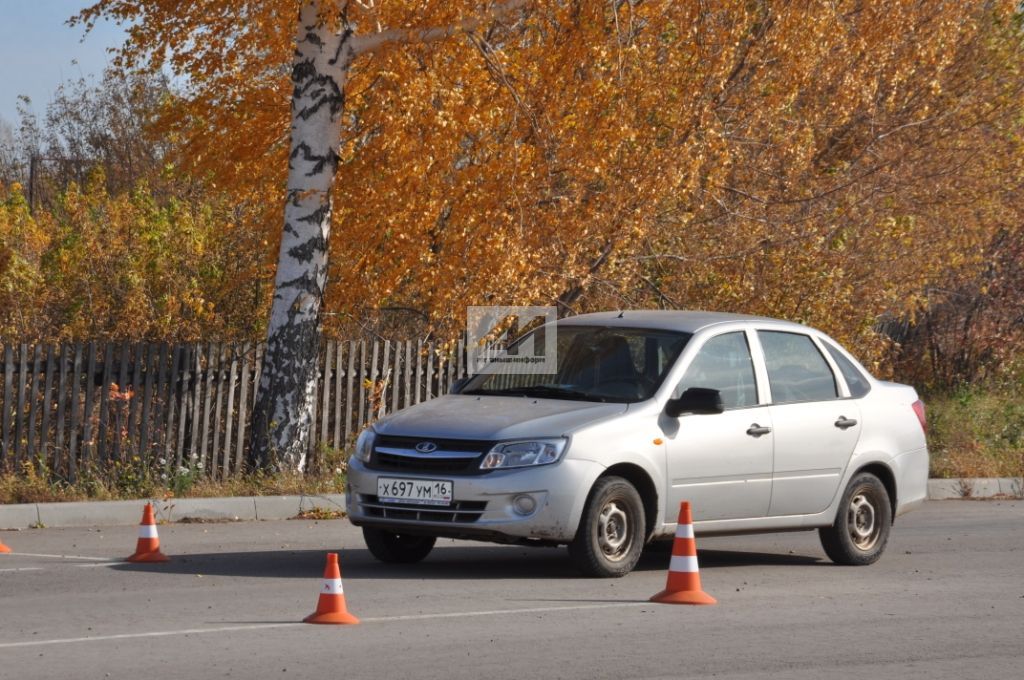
[0,339,468,480]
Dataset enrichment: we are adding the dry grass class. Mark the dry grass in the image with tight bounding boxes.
[0,453,346,505]
[0,469,345,505]
[292,507,347,520]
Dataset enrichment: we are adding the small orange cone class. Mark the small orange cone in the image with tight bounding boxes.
[127,502,169,563]
[0,537,11,553]
[304,553,359,625]
[650,501,716,605]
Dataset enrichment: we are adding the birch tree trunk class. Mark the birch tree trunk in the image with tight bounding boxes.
[249,1,354,471]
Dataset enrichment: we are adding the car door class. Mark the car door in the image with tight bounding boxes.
[664,330,774,522]
[755,330,862,516]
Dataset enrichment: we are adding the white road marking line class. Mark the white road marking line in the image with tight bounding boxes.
[0,624,298,649]
[73,562,124,568]
[0,602,648,649]
[361,602,642,623]
[0,567,45,573]
[3,552,115,562]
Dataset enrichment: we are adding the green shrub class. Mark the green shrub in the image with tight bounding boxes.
[927,375,1024,478]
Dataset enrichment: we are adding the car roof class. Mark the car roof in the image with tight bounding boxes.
[558,310,812,335]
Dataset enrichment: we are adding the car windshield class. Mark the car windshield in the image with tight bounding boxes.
[462,325,691,403]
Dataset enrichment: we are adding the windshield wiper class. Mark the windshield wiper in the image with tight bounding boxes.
[476,384,608,402]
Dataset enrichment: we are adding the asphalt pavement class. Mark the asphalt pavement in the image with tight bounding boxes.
[1,500,1022,680]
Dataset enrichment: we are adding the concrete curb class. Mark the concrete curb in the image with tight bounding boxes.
[0,493,347,530]
[2,478,1022,529]
[926,477,1022,500]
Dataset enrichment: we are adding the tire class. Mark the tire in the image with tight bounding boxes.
[819,472,892,566]
[362,527,436,564]
[568,476,646,577]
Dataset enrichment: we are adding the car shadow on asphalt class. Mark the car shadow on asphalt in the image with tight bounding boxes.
[109,545,823,580]
[695,549,822,568]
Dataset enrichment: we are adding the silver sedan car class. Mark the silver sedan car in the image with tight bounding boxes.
[346,311,928,577]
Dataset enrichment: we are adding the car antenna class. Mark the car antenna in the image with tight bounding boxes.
[616,310,624,318]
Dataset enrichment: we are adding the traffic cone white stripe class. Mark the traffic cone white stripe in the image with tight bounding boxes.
[669,555,700,573]
[127,502,169,562]
[138,524,159,539]
[321,578,344,595]
[674,523,694,539]
[304,553,359,624]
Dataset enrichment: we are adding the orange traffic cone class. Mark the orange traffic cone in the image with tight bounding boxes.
[127,502,169,563]
[0,537,11,553]
[650,501,716,605]
[304,553,359,625]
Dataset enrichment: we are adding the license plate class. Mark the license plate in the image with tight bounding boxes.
[377,477,453,507]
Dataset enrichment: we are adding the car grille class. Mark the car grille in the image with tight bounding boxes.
[366,435,495,475]
[358,495,488,523]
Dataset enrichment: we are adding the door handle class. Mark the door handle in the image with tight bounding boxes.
[834,416,858,430]
[746,424,771,437]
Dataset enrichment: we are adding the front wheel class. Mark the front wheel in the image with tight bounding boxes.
[568,476,645,577]
[819,472,892,565]
[362,527,436,564]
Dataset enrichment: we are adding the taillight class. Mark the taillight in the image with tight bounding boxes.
[912,399,927,434]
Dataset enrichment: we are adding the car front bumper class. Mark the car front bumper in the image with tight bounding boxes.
[346,456,604,544]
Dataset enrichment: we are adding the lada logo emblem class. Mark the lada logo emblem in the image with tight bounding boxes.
[414,441,438,453]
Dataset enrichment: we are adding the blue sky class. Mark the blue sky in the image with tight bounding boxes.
[0,0,126,126]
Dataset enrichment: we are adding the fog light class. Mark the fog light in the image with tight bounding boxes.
[512,494,537,516]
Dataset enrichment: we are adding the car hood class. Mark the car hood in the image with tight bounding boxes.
[373,394,629,441]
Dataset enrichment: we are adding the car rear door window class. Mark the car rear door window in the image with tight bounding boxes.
[675,332,758,409]
[821,340,872,398]
[757,331,838,403]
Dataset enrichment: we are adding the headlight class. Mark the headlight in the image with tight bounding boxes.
[480,438,568,470]
[354,428,376,463]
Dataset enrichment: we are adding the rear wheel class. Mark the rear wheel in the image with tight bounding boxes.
[362,527,436,564]
[819,472,892,565]
[568,476,645,577]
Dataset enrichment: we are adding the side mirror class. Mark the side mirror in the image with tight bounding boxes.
[665,387,724,417]
[449,376,471,394]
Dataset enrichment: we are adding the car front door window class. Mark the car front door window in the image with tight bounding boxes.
[674,332,758,409]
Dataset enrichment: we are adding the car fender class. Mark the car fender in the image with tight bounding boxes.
[815,448,899,527]
[564,448,666,539]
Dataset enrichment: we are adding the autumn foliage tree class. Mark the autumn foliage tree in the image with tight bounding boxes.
[0,177,266,342]
[0,183,48,339]
[618,2,1024,374]
[0,69,269,343]
[79,0,545,470]
[73,0,1024,469]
